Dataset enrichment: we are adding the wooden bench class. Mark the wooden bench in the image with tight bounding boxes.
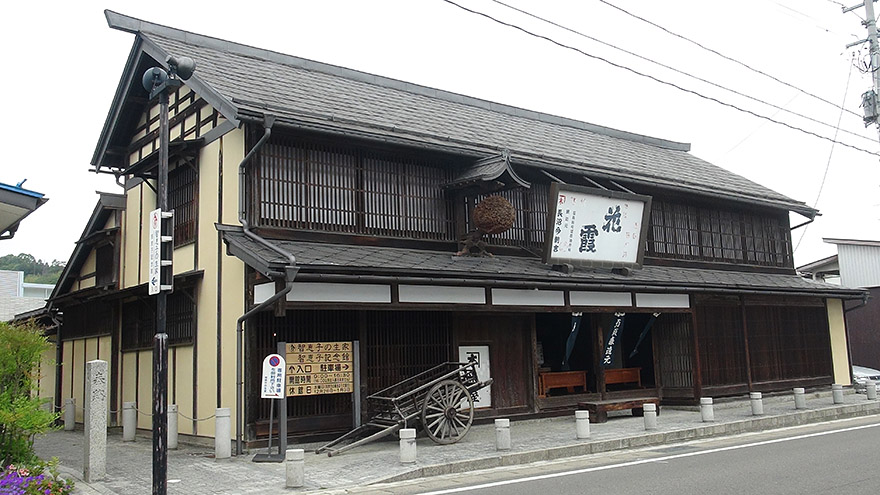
[577,397,660,423]
[538,371,587,398]
[604,367,641,387]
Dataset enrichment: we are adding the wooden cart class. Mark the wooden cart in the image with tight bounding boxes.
[316,361,493,456]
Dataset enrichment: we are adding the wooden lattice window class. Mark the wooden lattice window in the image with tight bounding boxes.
[648,199,792,268]
[253,137,455,240]
[121,289,194,351]
[60,300,115,340]
[169,163,197,246]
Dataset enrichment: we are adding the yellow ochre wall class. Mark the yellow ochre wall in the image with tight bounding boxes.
[827,298,851,386]
[58,86,240,439]
[114,102,243,439]
[59,336,112,423]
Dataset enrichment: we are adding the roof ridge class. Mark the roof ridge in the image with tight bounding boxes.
[104,10,690,152]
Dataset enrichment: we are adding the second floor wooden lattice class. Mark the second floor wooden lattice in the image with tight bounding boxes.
[248,135,795,269]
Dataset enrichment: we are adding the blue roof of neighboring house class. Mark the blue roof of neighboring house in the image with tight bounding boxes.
[0,181,45,199]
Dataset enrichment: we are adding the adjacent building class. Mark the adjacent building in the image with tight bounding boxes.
[799,239,880,370]
[49,10,866,447]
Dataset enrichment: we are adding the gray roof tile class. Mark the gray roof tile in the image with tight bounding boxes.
[116,19,815,216]
[219,228,860,297]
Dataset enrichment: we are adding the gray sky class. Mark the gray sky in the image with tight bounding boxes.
[2,0,878,268]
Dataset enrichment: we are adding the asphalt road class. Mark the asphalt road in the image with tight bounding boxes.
[366,415,880,495]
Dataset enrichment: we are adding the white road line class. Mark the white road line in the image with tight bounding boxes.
[415,421,880,495]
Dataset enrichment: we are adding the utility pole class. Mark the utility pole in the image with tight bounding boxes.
[845,0,880,139]
[142,55,195,495]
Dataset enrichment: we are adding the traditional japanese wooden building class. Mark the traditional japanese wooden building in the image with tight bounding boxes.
[49,11,866,445]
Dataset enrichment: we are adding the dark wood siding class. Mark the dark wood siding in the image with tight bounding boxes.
[745,305,832,382]
[695,301,748,387]
[453,313,532,412]
[847,287,880,370]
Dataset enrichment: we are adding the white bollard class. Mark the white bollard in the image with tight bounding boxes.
[643,403,657,430]
[83,360,108,483]
[214,408,231,459]
[399,428,417,464]
[832,384,844,404]
[793,388,806,409]
[122,402,137,441]
[700,397,714,422]
[866,380,877,401]
[64,398,76,431]
[575,410,591,439]
[495,418,511,450]
[750,392,763,416]
[168,404,178,449]
[285,448,305,488]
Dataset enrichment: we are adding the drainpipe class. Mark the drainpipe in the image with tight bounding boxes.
[47,302,63,424]
[235,114,299,455]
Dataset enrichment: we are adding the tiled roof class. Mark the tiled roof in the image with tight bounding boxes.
[103,11,816,216]
[218,226,861,298]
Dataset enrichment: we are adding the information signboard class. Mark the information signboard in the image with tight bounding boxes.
[543,183,652,269]
[285,342,354,397]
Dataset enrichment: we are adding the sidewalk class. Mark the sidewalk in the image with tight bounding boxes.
[33,389,880,495]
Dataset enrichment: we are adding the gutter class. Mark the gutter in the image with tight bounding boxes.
[234,114,299,455]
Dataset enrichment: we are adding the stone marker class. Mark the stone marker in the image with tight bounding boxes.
[832,384,844,404]
[750,392,763,416]
[215,408,231,459]
[122,402,136,442]
[575,410,590,439]
[84,360,108,483]
[495,418,511,450]
[399,428,417,464]
[793,388,806,409]
[64,398,75,431]
[700,397,714,422]
[643,403,657,430]
[285,448,305,488]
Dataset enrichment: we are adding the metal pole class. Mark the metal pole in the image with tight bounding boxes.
[152,88,170,495]
[865,1,880,98]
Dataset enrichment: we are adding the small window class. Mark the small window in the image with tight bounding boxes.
[95,244,114,286]
[169,163,197,246]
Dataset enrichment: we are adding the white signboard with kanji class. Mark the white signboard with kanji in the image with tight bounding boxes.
[543,183,651,269]
[148,208,161,295]
[260,353,286,399]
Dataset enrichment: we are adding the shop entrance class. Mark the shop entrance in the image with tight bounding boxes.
[536,313,595,397]
[535,312,658,399]
[598,312,657,393]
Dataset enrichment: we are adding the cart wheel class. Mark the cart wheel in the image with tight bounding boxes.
[421,379,474,444]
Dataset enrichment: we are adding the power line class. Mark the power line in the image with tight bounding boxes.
[490,0,877,145]
[597,0,866,121]
[795,55,856,253]
[441,0,880,157]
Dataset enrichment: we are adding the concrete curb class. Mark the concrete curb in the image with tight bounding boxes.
[372,401,880,485]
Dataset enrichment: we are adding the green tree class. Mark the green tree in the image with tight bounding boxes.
[0,253,65,284]
[0,320,58,465]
